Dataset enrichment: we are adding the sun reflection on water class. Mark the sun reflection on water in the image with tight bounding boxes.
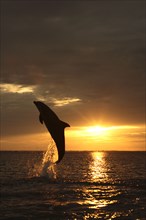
[89,152,108,182]
[77,152,121,218]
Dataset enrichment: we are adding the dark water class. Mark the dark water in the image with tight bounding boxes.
[0,151,146,220]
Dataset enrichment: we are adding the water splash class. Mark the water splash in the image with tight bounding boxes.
[40,139,58,178]
[28,138,58,179]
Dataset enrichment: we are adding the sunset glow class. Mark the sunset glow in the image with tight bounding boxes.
[66,125,143,138]
[1,1,145,152]
[1,124,145,151]
[65,124,145,151]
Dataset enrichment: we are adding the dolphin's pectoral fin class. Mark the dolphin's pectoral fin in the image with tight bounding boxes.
[39,114,44,124]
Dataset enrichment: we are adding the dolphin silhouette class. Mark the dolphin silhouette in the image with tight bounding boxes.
[33,101,70,163]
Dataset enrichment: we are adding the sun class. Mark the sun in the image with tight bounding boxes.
[85,126,108,137]
[66,125,110,140]
[65,124,145,151]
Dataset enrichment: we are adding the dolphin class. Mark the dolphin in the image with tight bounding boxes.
[33,101,70,163]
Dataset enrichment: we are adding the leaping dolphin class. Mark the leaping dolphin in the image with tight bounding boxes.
[33,101,70,163]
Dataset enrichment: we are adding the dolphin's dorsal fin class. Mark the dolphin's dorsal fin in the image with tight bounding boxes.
[61,120,70,128]
[39,114,44,124]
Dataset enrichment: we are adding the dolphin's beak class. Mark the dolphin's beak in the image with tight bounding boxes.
[33,101,38,108]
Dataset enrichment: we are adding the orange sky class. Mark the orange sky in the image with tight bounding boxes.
[1,124,145,151]
[1,1,145,151]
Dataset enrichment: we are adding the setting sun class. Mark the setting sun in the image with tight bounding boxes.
[1,124,145,151]
[65,124,145,151]
[85,126,108,137]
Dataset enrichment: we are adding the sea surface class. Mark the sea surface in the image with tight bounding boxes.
[0,151,146,220]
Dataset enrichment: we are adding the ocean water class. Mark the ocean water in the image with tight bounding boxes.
[0,151,145,220]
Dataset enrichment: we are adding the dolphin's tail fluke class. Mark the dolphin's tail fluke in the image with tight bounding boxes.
[55,155,64,164]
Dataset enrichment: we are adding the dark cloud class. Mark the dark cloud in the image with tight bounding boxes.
[1,0,145,139]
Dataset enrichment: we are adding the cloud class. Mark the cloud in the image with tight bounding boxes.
[0,83,36,94]
[0,83,82,108]
[52,97,81,107]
